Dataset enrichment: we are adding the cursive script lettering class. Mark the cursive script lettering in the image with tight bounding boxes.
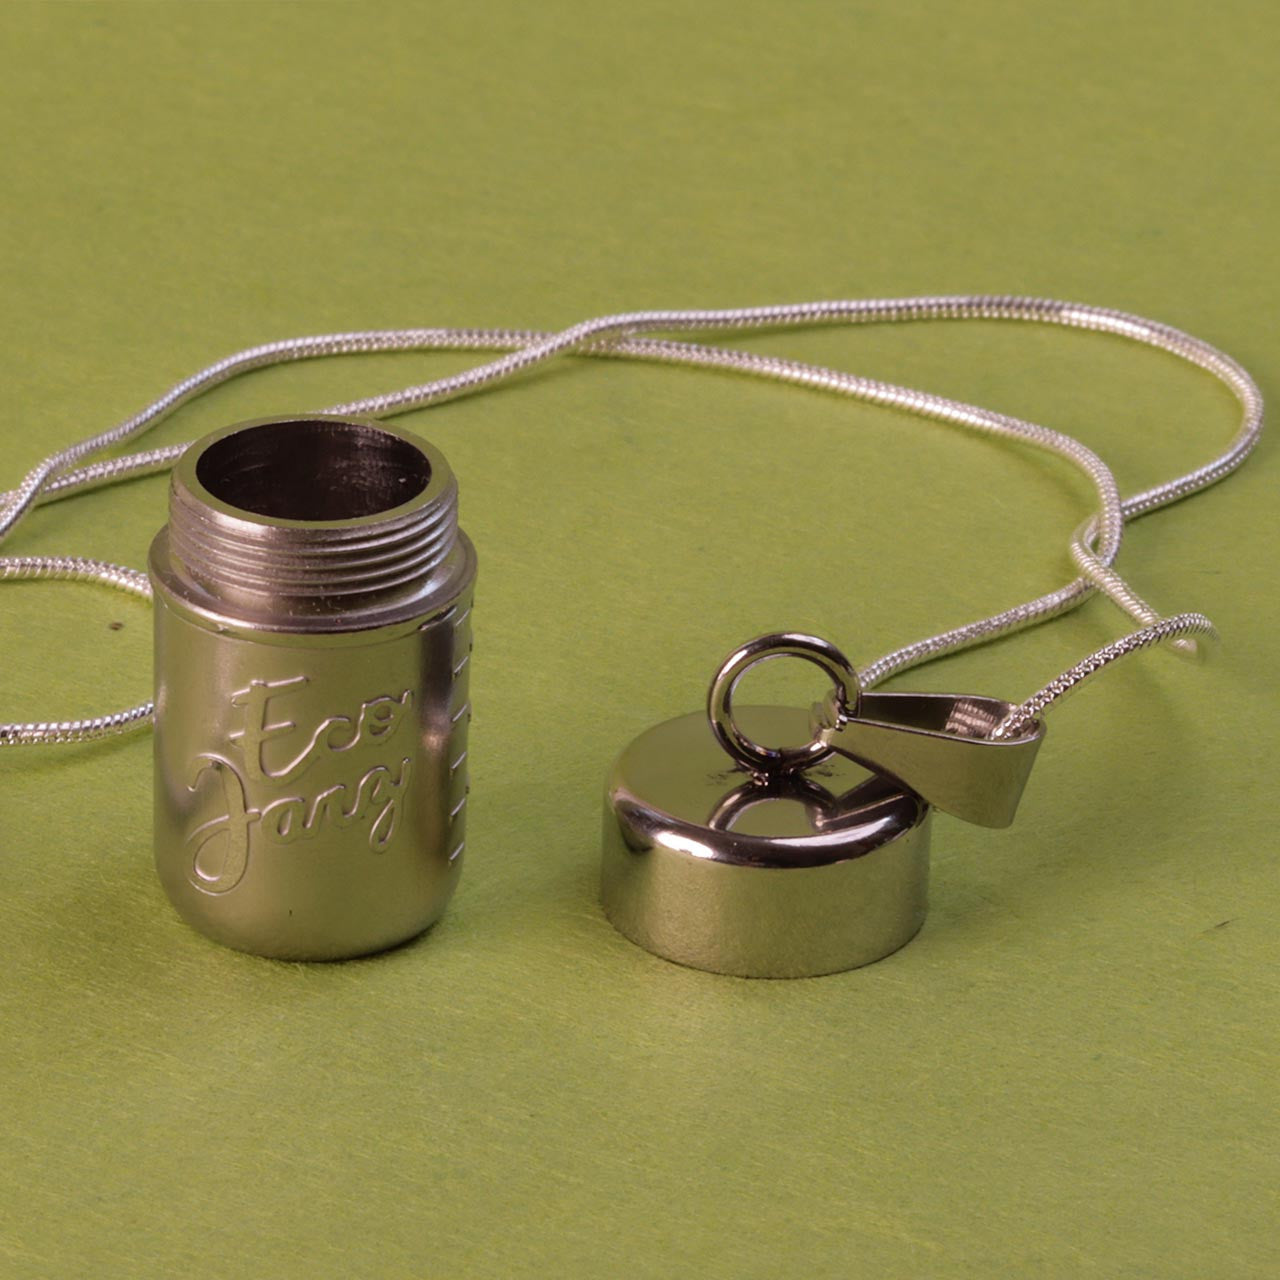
[228,677,413,785]
[184,676,416,894]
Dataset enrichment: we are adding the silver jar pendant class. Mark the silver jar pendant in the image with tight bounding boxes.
[149,415,476,959]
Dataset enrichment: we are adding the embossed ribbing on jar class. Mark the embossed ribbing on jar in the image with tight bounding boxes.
[164,416,461,624]
[148,414,477,961]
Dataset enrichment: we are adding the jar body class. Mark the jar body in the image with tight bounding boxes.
[148,414,475,959]
[151,569,473,959]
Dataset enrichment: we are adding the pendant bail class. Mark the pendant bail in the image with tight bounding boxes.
[811,689,1044,829]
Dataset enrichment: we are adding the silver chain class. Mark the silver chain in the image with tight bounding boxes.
[0,296,1262,746]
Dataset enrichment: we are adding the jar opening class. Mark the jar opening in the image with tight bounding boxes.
[195,419,432,522]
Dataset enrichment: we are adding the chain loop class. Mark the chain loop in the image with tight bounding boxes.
[707,633,861,775]
[0,296,1262,745]
[0,556,153,744]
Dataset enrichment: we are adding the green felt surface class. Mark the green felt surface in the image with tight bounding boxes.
[1,2,1277,1276]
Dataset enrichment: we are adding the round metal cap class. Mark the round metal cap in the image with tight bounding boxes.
[602,706,930,977]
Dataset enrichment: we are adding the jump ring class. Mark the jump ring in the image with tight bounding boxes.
[706,632,862,774]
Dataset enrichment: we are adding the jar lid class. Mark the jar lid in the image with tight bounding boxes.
[602,705,930,978]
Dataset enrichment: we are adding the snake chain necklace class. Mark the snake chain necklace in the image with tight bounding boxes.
[0,296,1262,973]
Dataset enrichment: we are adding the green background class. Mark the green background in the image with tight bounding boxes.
[1,2,1276,1276]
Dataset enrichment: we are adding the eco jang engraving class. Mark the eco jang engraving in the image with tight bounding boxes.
[184,676,414,894]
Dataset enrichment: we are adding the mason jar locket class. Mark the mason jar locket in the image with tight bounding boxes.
[150,416,476,960]
[0,296,1261,973]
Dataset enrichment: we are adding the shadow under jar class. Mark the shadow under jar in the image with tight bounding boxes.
[149,415,476,960]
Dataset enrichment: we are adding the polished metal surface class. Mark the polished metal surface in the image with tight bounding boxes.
[708,632,862,775]
[602,633,1052,977]
[149,415,476,960]
[603,707,929,978]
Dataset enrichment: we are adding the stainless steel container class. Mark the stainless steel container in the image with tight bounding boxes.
[149,415,476,959]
